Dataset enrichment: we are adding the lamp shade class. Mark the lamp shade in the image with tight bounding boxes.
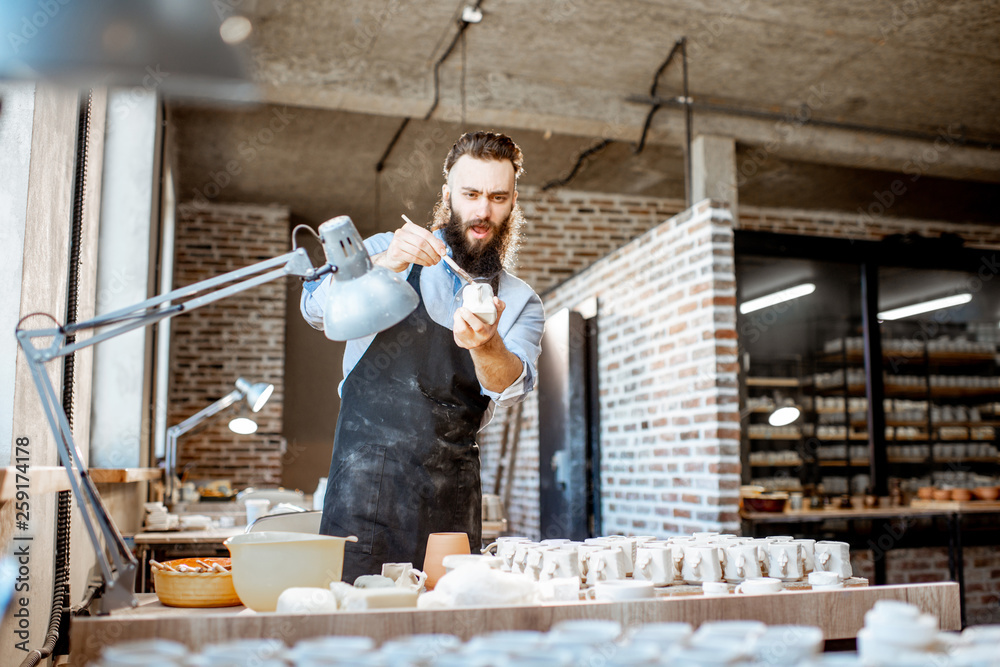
[318,216,419,341]
[229,416,258,435]
[235,377,274,413]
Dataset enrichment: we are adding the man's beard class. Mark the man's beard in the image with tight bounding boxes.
[432,198,524,279]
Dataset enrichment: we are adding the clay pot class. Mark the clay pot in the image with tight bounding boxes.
[917,487,935,500]
[973,486,1000,501]
[951,488,972,502]
[423,532,471,590]
[932,488,952,501]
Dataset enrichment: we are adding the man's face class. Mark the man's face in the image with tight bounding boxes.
[442,155,517,252]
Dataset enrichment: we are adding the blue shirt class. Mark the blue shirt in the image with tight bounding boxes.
[300,230,545,429]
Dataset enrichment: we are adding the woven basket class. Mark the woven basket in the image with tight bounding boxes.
[152,558,242,608]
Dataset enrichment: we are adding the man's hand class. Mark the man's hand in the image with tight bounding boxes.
[454,297,506,350]
[372,221,447,273]
[455,298,524,393]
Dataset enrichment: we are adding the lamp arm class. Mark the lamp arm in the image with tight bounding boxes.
[14,246,328,612]
[18,248,326,364]
[164,389,242,501]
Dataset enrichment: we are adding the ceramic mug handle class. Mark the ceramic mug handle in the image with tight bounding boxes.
[482,541,498,555]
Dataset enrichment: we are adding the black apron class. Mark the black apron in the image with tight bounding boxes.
[320,264,491,583]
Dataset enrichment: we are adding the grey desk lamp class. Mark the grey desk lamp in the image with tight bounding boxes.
[165,376,274,503]
[15,216,418,611]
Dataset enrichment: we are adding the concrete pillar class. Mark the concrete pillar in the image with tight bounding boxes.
[0,82,35,463]
[89,89,161,468]
[691,134,738,221]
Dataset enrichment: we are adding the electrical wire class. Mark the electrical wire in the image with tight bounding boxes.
[541,139,613,191]
[634,38,686,155]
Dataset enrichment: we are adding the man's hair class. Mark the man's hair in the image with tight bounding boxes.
[442,131,524,180]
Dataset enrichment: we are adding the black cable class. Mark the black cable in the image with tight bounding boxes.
[373,1,483,214]
[541,139,613,191]
[634,38,685,155]
[681,38,692,206]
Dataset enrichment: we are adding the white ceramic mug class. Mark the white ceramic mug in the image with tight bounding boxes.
[633,544,674,586]
[723,542,762,583]
[792,539,816,574]
[540,547,580,581]
[381,562,429,590]
[814,541,852,579]
[587,548,627,582]
[483,536,530,571]
[680,544,724,584]
[585,537,634,576]
[736,577,783,595]
[766,541,805,581]
[511,541,540,575]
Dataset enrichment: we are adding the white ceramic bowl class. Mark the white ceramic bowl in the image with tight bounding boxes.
[224,531,356,611]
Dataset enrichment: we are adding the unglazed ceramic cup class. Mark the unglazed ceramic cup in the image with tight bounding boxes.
[723,542,763,583]
[633,544,675,586]
[736,576,783,595]
[423,532,470,589]
[814,540,852,579]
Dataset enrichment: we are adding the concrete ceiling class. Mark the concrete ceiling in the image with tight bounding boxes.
[168,0,1000,233]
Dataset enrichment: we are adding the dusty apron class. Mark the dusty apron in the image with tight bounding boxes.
[320,264,490,583]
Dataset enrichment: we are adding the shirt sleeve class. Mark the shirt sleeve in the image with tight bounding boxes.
[481,289,545,407]
[299,231,396,331]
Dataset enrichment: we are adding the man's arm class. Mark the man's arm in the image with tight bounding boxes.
[453,298,523,393]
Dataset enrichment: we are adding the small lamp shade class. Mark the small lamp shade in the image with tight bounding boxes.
[317,216,419,341]
[236,377,274,412]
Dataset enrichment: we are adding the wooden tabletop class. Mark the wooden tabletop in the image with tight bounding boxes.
[134,526,244,545]
[70,582,959,664]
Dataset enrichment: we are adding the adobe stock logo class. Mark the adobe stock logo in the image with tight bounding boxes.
[6,0,73,54]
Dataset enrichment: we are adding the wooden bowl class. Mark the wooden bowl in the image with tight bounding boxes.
[932,488,952,501]
[152,557,241,608]
[917,486,935,500]
[951,488,972,502]
[743,493,789,513]
[973,486,1000,501]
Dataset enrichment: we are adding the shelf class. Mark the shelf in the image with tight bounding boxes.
[811,383,1000,399]
[90,468,162,484]
[820,349,997,366]
[0,466,71,500]
[816,457,1000,467]
[748,434,802,441]
[746,377,801,387]
[750,461,804,467]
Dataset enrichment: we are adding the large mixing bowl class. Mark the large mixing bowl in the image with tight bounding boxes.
[224,531,357,611]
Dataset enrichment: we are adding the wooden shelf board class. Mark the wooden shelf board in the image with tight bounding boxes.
[0,466,71,500]
[748,434,802,440]
[746,377,801,387]
[91,468,162,484]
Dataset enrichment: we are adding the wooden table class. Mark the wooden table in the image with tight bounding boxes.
[70,582,958,665]
[741,502,1000,627]
[133,527,244,591]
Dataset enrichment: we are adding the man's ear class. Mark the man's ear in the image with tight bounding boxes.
[512,188,518,207]
[441,183,449,202]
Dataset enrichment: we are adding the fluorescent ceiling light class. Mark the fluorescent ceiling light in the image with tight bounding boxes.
[878,293,972,321]
[740,283,816,315]
[768,406,801,427]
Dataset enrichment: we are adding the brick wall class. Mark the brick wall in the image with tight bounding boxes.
[169,202,290,489]
[483,199,742,538]
[513,187,687,293]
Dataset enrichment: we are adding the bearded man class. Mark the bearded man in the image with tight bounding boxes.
[300,131,544,582]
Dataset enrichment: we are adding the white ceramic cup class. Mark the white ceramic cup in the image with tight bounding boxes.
[792,538,816,573]
[244,498,270,526]
[736,576,783,595]
[540,547,581,581]
[590,579,654,601]
[680,544,724,584]
[766,541,805,581]
[814,541,852,579]
[723,542,763,583]
[587,548,627,582]
[702,581,730,596]
[633,544,675,586]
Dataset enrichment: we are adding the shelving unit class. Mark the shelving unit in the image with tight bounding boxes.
[742,330,1000,499]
